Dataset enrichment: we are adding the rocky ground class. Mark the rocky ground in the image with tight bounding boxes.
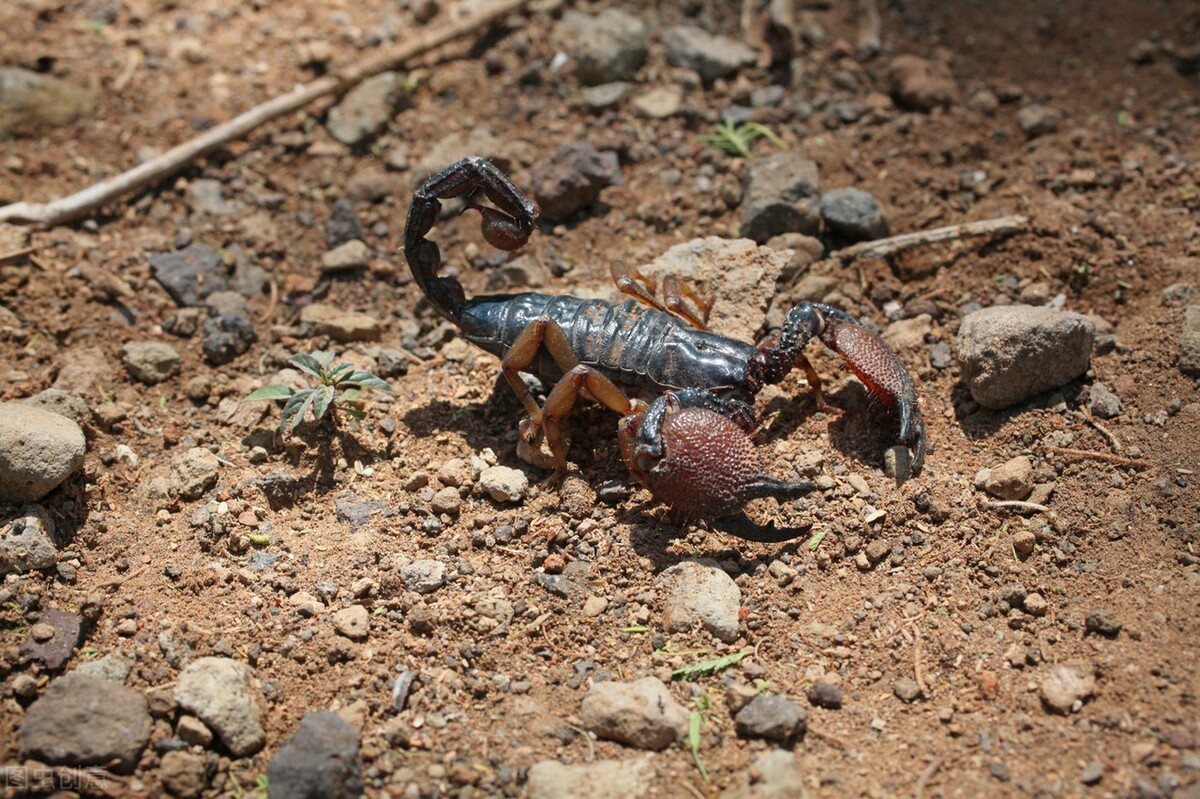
[0,0,1198,798]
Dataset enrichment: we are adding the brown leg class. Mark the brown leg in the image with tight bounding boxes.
[795,354,835,413]
[611,261,671,314]
[661,274,713,330]
[540,364,638,480]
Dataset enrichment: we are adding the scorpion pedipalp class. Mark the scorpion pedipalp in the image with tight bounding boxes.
[619,391,813,539]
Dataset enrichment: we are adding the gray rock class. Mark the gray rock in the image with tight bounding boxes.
[299,303,381,342]
[1017,104,1063,138]
[170,448,219,501]
[741,154,821,243]
[52,346,115,398]
[267,711,363,799]
[734,695,807,742]
[409,129,503,182]
[1040,662,1095,714]
[204,290,249,319]
[529,143,621,223]
[883,446,911,482]
[956,306,1095,409]
[122,341,182,385]
[324,199,364,248]
[658,560,741,643]
[0,67,93,138]
[479,465,528,502]
[24,389,94,428]
[333,605,370,641]
[1080,761,1104,785]
[893,678,922,703]
[0,404,86,502]
[1084,608,1122,638]
[150,243,228,307]
[326,72,403,146]
[1088,382,1122,419]
[527,757,652,799]
[160,750,207,798]
[640,237,788,342]
[820,187,889,241]
[174,657,266,756]
[1161,282,1196,306]
[401,559,447,594]
[73,653,132,684]
[188,179,241,216]
[662,25,756,82]
[18,673,151,772]
[583,82,630,111]
[320,240,372,274]
[886,55,958,111]
[806,681,844,709]
[201,313,257,365]
[1179,306,1200,376]
[721,749,809,799]
[580,676,688,750]
[0,505,59,574]
[430,487,462,516]
[984,456,1033,500]
[557,9,649,86]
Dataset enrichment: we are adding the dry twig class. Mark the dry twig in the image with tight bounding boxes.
[95,563,148,589]
[980,499,1052,514]
[833,215,1029,263]
[1043,446,1150,469]
[0,0,532,227]
[914,754,949,799]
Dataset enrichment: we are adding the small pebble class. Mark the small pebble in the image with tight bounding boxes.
[893,678,922,703]
[806,681,844,710]
[1084,609,1122,638]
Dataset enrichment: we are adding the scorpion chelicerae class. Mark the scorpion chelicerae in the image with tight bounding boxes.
[404,156,928,542]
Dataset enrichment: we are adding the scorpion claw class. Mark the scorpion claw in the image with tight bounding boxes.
[712,515,813,543]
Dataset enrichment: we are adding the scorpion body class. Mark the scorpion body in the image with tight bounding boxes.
[405,156,929,542]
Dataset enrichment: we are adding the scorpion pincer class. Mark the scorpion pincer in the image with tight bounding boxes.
[404,156,929,542]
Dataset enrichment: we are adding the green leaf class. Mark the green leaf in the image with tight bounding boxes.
[807,528,828,551]
[312,384,336,421]
[281,389,316,434]
[622,625,651,633]
[289,353,325,380]
[688,711,709,782]
[247,533,271,546]
[671,649,752,682]
[335,388,362,404]
[326,362,355,383]
[245,385,295,401]
[341,370,391,392]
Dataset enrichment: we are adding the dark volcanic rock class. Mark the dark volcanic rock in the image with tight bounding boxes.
[150,244,228,307]
[19,674,152,772]
[267,711,363,799]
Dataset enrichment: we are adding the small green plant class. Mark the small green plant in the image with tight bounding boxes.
[698,119,784,158]
[245,350,391,435]
[671,649,752,682]
[687,707,710,782]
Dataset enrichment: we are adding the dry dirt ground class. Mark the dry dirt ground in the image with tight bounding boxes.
[0,0,1198,798]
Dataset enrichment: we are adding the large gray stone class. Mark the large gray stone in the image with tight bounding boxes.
[741,154,821,243]
[267,711,363,799]
[0,403,85,502]
[1179,306,1200,376]
[0,505,58,574]
[174,657,266,756]
[18,674,151,773]
[662,25,756,82]
[820,187,889,241]
[122,341,182,385]
[658,560,742,643]
[326,72,403,146]
[556,9,649,86]
[580,677,688,750]
[956,306,1095,409]
[721,749,810,799]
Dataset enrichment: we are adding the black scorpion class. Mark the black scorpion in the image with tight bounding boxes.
[404,156,928,542]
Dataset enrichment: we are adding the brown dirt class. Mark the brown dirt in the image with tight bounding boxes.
[1,1,1197,798]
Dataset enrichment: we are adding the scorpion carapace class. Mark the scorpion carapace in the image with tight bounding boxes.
[405,156,930,542]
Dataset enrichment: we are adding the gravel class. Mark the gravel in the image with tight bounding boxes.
[169,447,220,501]
[332,605,370,640]
[479,465,529,502]
[526,757,652,799]
[806,680,844,709]
[122,341,182,384]
[984,456,1034,500]
[1040,663,1096,714]
[0,505,59,575]
[1084,608,1122,638]
[734,694,807,742]
[401,559,448,594]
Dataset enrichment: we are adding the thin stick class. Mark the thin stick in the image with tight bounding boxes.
[0,247,36,264]
[833,215,1029,263]
[1043,446,1150,469]
[914,754,948,799]
[1083,412,1121,452]
[913,626,928,697]
[980,499,1051,514]
[95,563,149,589]
[0,0,532,227]
[854,0,882,59]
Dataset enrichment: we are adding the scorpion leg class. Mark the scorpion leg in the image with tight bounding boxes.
[750,301,929,472]
[611,262,711,330]
[500,317,638,481]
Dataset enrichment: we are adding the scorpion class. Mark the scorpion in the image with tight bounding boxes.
[404,156,928,542]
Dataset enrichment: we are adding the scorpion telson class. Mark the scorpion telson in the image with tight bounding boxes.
[405,156,929,542]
